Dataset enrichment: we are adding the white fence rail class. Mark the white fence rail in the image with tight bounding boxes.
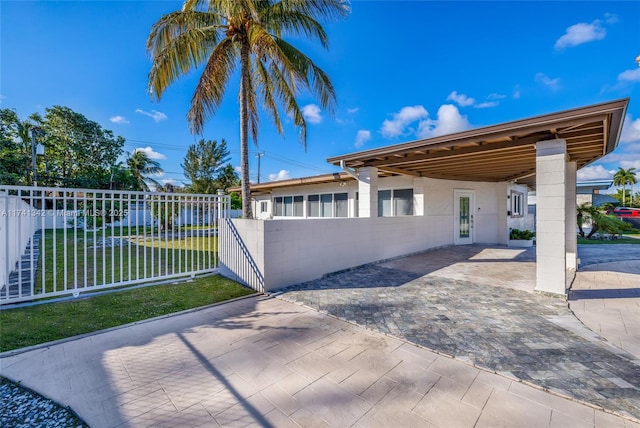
[0,185,229,304]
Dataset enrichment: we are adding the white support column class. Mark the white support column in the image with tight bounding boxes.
[565,161,577,270]
[535,139,567,295]
[358,167,378,218]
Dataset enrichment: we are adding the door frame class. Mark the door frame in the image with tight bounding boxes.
[454,189,475,245]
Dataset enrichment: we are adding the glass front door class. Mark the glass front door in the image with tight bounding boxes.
[454,190,475,245]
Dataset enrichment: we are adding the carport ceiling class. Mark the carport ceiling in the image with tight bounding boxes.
[328,99,629,186]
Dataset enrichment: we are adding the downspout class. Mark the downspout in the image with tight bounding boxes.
[340,160,359,181]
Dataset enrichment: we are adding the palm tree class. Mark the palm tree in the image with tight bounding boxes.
[627,167,638,206]
[613,167,637,206]
[126,150,164,191]
[146,0,349,218]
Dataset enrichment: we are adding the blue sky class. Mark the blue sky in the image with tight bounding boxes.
[2,1,639,189]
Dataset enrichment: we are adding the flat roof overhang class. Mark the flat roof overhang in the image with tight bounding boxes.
[327,99,629,187]
[228,172,356,196]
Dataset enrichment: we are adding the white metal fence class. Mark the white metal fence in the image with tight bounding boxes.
[0,185,230,304]
[218,218,264,293]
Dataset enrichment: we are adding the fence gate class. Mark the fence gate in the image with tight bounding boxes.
[0,185,229,305]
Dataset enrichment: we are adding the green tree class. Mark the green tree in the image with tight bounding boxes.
[0,109,30,185]
[577,202,636,238]
[182,139,231,194]
[216,163,240,192]
[147,0,349,218]
[613,167,637,206]
[36,106,125,188]
[126,150,164,191]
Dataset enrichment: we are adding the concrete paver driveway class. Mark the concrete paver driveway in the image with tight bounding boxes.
[277,245,640,421]
[2,244,640,427]
[1,295,637,428]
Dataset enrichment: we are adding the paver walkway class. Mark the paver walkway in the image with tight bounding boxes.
[570,243,640,362]
[276,245,640,421]
[1,295,637,427]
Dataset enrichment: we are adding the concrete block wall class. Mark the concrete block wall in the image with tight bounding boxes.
[227,178,511,291]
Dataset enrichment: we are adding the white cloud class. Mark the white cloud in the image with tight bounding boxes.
[554,20,606,50]
[135,108,167,122]
[604,13,618,24]
[513,86,521,99]
[234,165,242,174]
[301,104,322,124]
[0,94,6,105]
[577,165,615,181]
[487,93,506,100]
[446,91,475,107]
[134,146,167,160]
[474,101,499,109]
[354,130,371,148]
[347,107,359,114]
[618,68,640,82]
[268,170,291,181]
[110,115,129,124]
[162,178,177,185]
[380,105,429,138]
[416,104,471,138]
[620,159,640,172]
[621,115,640,144]
[621,160,640,171]
[535,73,561,91]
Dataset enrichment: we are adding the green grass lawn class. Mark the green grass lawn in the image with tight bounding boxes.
[578,236,640,245]
[35,228,217,295]
[0,275,255,353]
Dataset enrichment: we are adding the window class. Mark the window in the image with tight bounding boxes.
[334,193,348,217]
[394,189,414,216]
[511,191,523,217]
[293,196,303,216]
[274,197,283,216]
[260,201,268,213]
[308,194,319,217]
[320,194,333,217]
[273,195,304,217]
[308,192,350,217]
[378,189,413,216]
[378,190,392,217]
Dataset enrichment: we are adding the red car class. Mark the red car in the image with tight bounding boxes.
[605,207,640,217]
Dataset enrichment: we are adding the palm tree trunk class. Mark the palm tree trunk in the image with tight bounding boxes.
[239,40,253,219]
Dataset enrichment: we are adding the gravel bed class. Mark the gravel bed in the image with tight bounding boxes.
[0,377,88,428]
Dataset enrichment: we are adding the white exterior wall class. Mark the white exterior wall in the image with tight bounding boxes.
[0,193,38,289]
[225,177,513,291]
[507,183,531,232]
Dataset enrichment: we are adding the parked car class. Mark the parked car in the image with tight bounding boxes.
[605,207,640,217]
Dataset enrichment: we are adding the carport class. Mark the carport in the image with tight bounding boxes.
[328,98,629,294]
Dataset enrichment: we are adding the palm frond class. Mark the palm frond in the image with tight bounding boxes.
[269,61,307,147]
[188,37,238,134]
[253,59,283,135]
[275,0,350,22]
[273,37,337,113]
[147,10,222,99]
[261,8,329,47]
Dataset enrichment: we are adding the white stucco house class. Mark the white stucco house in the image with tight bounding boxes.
[222,99,628,295]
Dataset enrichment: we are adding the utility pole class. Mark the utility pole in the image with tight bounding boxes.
[255,152,265,183]
[31,127,40,187]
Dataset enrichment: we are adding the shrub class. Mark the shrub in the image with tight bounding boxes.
[510,228,535,240]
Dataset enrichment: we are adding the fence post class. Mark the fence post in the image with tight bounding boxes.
[217,189,225,220]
